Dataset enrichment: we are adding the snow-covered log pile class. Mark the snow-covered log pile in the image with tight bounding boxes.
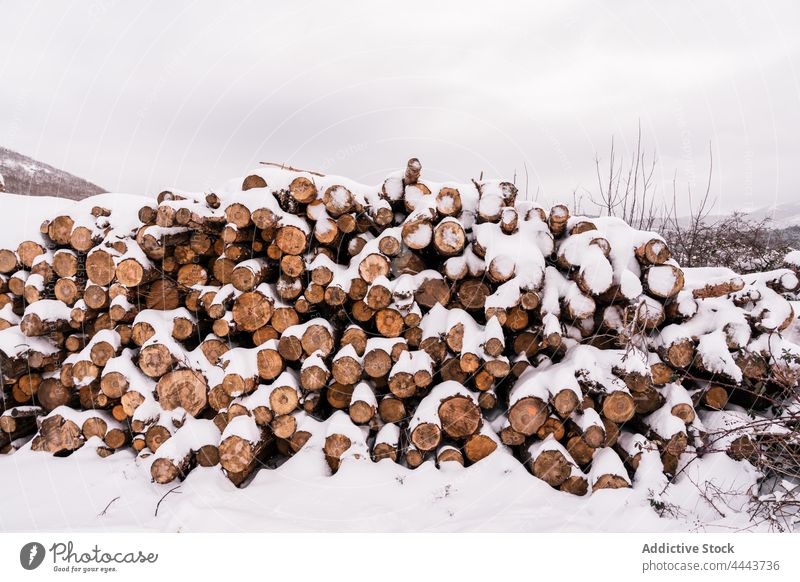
[1,159,799,495]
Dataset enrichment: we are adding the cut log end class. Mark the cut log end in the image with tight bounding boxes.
[508,397,548,436]
[438,396,481,439]
[531,450,571,487]
[410,422,441,452]
[156,369,208,417]
[601,392,636,424]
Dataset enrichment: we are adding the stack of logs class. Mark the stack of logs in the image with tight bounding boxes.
[1,159,799,494]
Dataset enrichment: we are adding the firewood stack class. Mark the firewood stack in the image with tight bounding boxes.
[1,159,799,495]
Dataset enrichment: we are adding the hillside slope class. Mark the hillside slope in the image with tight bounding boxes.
[0,146,105,200]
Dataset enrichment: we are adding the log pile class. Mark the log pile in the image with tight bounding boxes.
[1,159,799,495]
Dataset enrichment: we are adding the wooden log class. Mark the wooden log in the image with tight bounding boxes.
[20,308,71,337]
[232,289,274,332]
[0,248,19,274]
[457,279,490,311]
[589,448,631,490]
[219,416,271,485]
[559,472,589,496]
[332,346,362,385]
[37,378,73,411]
[409,420,441,452]
[536,415,566,442]
[728,435,758,462]
[378,395,407,424]
[54,277,83,305]
[85,249,116,286]
[256,341,285,381]
[156,369,208,417]
[276,275,303,302]
[463,430,498,463]
[16,373,42,400]
[702,384,729,410]
[48,216,75,246]
[322,185,354,217]
[0,406,42,435]
[271,413,297,440]
[375,308,404,337]
[82,284,109,311]
[436,444,464,466]
[31,414,83,454]
[507,396,548,436]
[323,432,352,472]
[275,225,308,256]
[528,441,572,487]
[225,202,253,228]
[432,218,466,256]
[633,385,664,415]
[659,338,695,369]
[269,377,300,417]
[405,445,427,469]
[78,383,115,410]
[138,342,176,378]
[115,257,156,287]
[150,420,221,483]
[231,259,270,292]
[69,226,99,253]
[599,390,636,423]
[301,322,335,357]
[348,382,377,425]
[373,424,400,462]
[565,435,595,465]
[635,239,671,265]
[17,240,45,272]
[438,395,481,440]
[645,264,685,299]
[289,176,318,203]
[436,187,462,217]
[548,204,569,237]
[401,216,433,251]
[23,274,46,304]
[145,423,172,452]
[89,332,121,367]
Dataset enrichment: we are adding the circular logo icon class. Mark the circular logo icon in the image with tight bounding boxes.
[20,542,46,570]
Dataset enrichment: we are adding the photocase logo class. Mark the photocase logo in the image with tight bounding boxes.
[19,542,46,570]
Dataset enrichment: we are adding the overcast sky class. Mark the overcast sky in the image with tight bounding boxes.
[1,0,798,212]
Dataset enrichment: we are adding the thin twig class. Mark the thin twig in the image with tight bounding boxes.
[99,496,120,517]
[259,161,325,177]
[155,486,182,517]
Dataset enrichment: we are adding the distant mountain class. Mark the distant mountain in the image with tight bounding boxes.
[705,202,800,246]
[0,146,105,200]
[739,201,800,229]
[662,201,800,249]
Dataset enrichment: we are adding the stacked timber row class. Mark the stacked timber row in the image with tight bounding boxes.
[1,159,799,494]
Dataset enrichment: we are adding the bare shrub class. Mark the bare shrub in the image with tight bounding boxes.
[590,128,794,274]
[589,122,659,231]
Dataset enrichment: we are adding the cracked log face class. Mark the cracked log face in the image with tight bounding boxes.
[438,396,481,439]
[232,291,274,332]
[157,369,208,417]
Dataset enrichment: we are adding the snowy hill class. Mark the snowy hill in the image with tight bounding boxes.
[740,201,800,229]
[678,201,800,231]
[0,146,105,200]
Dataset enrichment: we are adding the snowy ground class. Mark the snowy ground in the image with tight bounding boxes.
[0,427,763,533]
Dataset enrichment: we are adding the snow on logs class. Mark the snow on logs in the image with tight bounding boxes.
[1,158,798,494]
